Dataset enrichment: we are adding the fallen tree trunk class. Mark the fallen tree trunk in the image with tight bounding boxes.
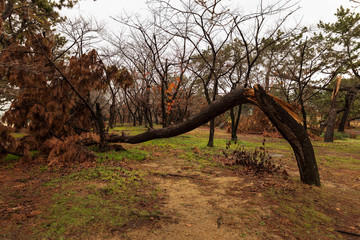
[108,88,252,143]
[107,85,321,186]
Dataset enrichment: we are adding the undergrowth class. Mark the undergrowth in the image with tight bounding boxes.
[220,139,281,174]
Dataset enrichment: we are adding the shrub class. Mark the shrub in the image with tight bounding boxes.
[221,139,280,174]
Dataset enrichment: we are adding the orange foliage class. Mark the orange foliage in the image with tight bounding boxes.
[42,135,96,166]
[1,39,107,143]
[165,79,181,114]
[234,107,278,134]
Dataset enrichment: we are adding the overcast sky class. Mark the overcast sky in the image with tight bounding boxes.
[62,0,359,30]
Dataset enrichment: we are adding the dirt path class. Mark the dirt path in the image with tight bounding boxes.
[124,154,275,240]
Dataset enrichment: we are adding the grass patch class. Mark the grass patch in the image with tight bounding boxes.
[318,155,360,170]
[264,186,338,239]
[312,138,360,170]
[109,125,160,136]
[3,154,21,162]
[36,165,162,239]
[141,135,234,168]
[0,154,21,169]
[10,132,26,138]
[320,131,351,140]
[314,138,360,154]
[97,149,149,162]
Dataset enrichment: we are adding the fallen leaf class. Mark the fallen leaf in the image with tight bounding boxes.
[29,210,42,216]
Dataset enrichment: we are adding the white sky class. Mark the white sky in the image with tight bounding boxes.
[1,0,358,117]
[62,0,359,30]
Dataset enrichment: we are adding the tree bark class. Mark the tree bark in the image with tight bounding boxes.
[106,85,321,186]
[108,88,251,143]
[229,108,236,140]
[252,86,320,186]
[230,105,242,141]
[161,60,169,128]
[207,119,215,147]
[108,102,116,129]
[96,103,106,151]
[338,91,356,132]
[324,77,342,142]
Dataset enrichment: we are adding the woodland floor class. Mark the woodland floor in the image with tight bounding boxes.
[1,126,360,240]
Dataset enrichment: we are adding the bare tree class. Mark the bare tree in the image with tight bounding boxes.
[58,16,105,57]
[161,0,298,144]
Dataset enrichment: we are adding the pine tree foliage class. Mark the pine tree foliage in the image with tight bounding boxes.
[0,35,133,161]
[0,1,133,162]
[42,134,96,166]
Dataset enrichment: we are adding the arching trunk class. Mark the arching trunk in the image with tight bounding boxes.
[106,85,320,186]
[252,86,320,186]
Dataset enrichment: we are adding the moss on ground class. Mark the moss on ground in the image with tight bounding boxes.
[34,157,163,239]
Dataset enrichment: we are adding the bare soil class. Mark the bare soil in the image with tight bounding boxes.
[1,127,360,240]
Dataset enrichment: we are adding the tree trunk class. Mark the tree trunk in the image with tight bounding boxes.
[265,57,273,91]
[96,103,106,151]
[154,109,159,125]
[207,77,219,147]
[144,84,153,128]
[161,60,169,128]
[338,91,356,132]
[207,119,215,147]
[106,85,320,186]
[108,103,116,129]
[230,105,242,141]
[143,107,153,129]
[229,108,236,141]
[324,77,342,142]
[118,111,123,124]
[108,88,251,143]
[137,111,143,126]
[132,115,136,126]
[299,97,307,131]
[253,86,320,186]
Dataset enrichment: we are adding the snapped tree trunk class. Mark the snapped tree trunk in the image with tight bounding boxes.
[252,86,320,186]
[324,77,342,142]
[106,85,320,186]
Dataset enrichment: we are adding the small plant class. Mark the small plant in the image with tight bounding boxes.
[221,139,280,174]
